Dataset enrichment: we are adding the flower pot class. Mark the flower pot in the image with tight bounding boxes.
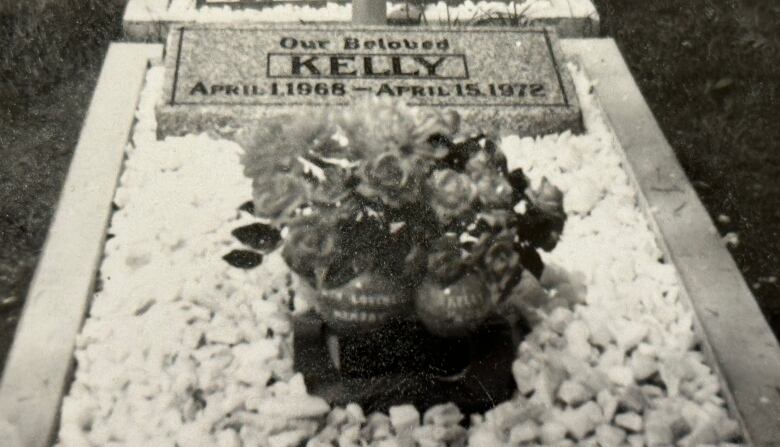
[316,271,412,334]
[414,273,492,338]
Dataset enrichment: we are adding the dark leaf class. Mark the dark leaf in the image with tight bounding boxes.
[238,200,255,215]
[443,137,482,171]
[231,223,281,251]
[223,250,263,269]
[517,244,544,279]
[507,169,529,195]
[515,207,564,252]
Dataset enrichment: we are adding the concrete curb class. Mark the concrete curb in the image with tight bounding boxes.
[563,38,780,445]
[0,43,163,447]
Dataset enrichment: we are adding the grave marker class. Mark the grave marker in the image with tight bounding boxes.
[200,0,325,7]
[123,0,601,42]
[156,25,582,138]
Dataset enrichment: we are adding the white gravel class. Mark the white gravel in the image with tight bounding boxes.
[57,62,741,446]
[127,0,590,24]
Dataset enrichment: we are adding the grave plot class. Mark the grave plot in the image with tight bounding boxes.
[123,0,599,42]
[1,31,780,447]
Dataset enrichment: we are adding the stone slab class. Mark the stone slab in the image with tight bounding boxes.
[201,0,325,6]
[122,0,600,42]
[293,311,519,414]
[156,24,582,138]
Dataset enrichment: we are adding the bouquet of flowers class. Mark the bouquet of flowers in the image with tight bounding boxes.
[240,99,565,337]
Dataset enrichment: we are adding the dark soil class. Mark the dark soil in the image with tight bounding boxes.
[1,0,778,370]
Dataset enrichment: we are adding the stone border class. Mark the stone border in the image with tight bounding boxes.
[2,39,779,446]
[562,38,780,445]
[123,0,600,42]
[0,43,164,447]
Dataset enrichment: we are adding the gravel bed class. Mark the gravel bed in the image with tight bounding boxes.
[57,63,741,446]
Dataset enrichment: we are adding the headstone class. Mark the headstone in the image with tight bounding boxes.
[156,25,582,138]
[123,0,601,42]
[199,0,324,7]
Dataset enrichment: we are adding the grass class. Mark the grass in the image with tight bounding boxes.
[0,0,124,104]
[0,0,778,369]
[0,0,123,366]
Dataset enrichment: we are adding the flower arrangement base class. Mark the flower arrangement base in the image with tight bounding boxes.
[293,310,525,415]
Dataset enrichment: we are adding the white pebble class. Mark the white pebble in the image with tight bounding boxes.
[374,439,402,447]
[389,405,420,436]
[607,366,635,387]
[565,178,602,215]
[509,421,539,443]
[563,320,592,360]
[557,380,593,406]
[627,434,645,447]
[215,429,240,447]
[423,403,462,427]
[512,360,537,395]
[598,346,625,370]
[590,324,613,349]
[628,353,658,381]
[558,405,598,440]
[540,421,568,444]
[644,414,674,446]
[345,403,366,424]
[618,386,646,413]
[615,412,643,432]
[596,424,626,446]
[723,232,739,247]
[467,427,503,445]
[609,320,648,352]
[597,390,618,422]
[288,373,308,395]
[531,368,565,406]
[268,429,309,447]
[679,421,719,446]
[255,395,330,419]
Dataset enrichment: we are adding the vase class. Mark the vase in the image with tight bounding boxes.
[315,270,412,334]
[414,272,493,338]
